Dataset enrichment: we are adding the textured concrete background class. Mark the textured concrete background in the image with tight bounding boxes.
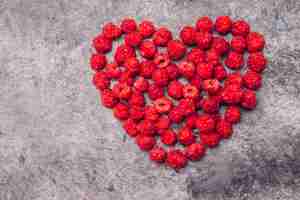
[0,0,300,199]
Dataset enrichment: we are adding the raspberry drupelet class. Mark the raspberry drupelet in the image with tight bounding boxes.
[215,16,232,34]
[166,149,188,170]
[120,18,137,33]
[102,22,122,40]
[178,127,196,145]
[247,52,267,73]
[186,143,206,161]
[149,147,166,163]
[153,27,173,46]
[167,40,187,60]
[90,53,107,72]
[231,20,250,37]
[224,106,241,124]
[196,16,214,32]
[243,70,262,90]
[136,135,156,151]
[180,26,197,45]
[139,20,156,38]
[139,40,157,59]
[161,129,177,145]
[93,34,112,53]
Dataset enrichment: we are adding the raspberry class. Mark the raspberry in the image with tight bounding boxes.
[124,57,140,74]
[225,51,244,70]
[231,36,247,53]
[167,40,187,60]
[133,77,149,92]
[161,129,177,145]
[224,72,243,88]
[100,89,118,108]
[129,106,144,121]
[196,114,216,133]
[247,32,265,52]
[123,119,138,137]
[196,16,213,32]
[201,96,220,114]
[120,18,137,33]
[102,22,122,40]
[114,44,136,64]
[124,31,142,47]
[118,70,134,86]
[168,80,184,99]
[153,27,173,46]
[129,92,145,107]
[186,143,206,161]
[178,127,196,145]
[216,119,233,139]
[224,106,241,124]
[203,79,221,95]
[93,72,110,91]
[200,132,220,148]
[139,20,155,38]
[215,16,232,34]
[138,120,156,136]
[178,61,195,79]
[166,63,180,80]
[166,150,188,170]
[136,135,156,151]
[155,115,171,131]
[113,103,129,120]
[112,83,132,100]
[90,54,107,71]
[183,84,199,99]
[148,84,164,100]
[152,68,169,87]
[195,31,213,50]
[178,98,196,116]
[140,60,156,78]
[190,75,203,89]
[180,26,197,45]
[185,113,198,129]
[206,49,220,66]
[154,97,173,113]
[247,52,267,73]
[149,147,166,163]
[105,63,122,79]
[144,105,160,121]
[243,70,262,90]
[221,84,243,104]
[232,20,250,37]
[154,53,170,68]
[241,89,257,109]
[214,64,227,81]
[139,40,157,59]
[186,48,206,65]
[197,62,214,79]
[211,37,229,55]
[169,107,184,123]
[93,34,112,53]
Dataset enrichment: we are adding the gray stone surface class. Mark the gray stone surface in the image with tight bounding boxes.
[0,0,300,199]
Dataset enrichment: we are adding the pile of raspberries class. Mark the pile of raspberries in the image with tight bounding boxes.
[89,16,267,170]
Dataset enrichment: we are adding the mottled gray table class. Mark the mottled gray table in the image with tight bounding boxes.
[0,0,300,200]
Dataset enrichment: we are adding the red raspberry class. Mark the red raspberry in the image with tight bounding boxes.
[112,83,132,100]
[118,70,134,86]
[93,34,112,53]
[113,103,129,120]
[144,105,160,121]
[129,92,145,107]
[149,147,166,163]
[215,16,232,34]
[243,70,262,90]
[129,106,144,121]
[168,80,184,99]
[247,32,265,52]
[153,27,173,46]
[148,84,164,100]
[180,26,197,45]
[178,127,196,145]
[224,106,241,124]
[102,22,122,40]
[247,52,267,73]
[114,44,136,64]
[211,37,229,55]
[214,64,227,81]
[105,63,122,79]
[190,75,203,89]
[225,51,244,70]
[93,72,110,91]
[224,72,243,88]
[155,115,171,131]
[200,132,220,148]
[136,135,156,151]
[167,40,187,60]
[201,97,220,114]
[100,89,118,108]
[203,79,221,95]
[232,20,250,37]
[169,107,184,123]
[124,31,142,47]
[196,114,216,133]
[133,77,149,92]
[216,119,233,139]
[197,62,214,79]
[139,20,156,38]
[154,97,173,113]
[195,31,213,50]
[161,129,177,145]
[186,48,206,65]
[90,54,107,71]
[221,84,243,104]
[185,113,198,129]
[120,18,137,33]
[241,89,257,109]
[140,60,156,78]
[152,68,169,87]
[123,119,138,137]
[196,16,213,32]
[124,57,140,74]
[138,120,156,136]
[231,36,247,53]
[186,143,206,161]
[178,61,195,79]
[154,53,170,68]
[206,49,220,66]
[166,63,180,80]
[139,40,157,59]
[183,84,199,99]
[166,150,188,170]
[178,98,196,116]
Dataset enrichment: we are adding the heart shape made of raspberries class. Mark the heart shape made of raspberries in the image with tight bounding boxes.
[89,16,267,170]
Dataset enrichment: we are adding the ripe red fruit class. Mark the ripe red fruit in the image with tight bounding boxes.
[166,63,180,80]
[129,106,144,121]
[112,83,132,100]
[154,53,170,68]
[139,20,156,38]
[155,115,171,131]
[154,97,173,113]
[197,62,214,79]
[200,132,220,148]
[153,27,173,46]
[105,63,121,79]
[161,129,177,145]
[144,105,160,121]
[196,16,213,32]
[185,113,198,129]
[178,127,196,145]
[168,80,184,99]
[206,49,220,66]
[113,103,129,120]
[167,40,187,60]
[129,92,145,107]
[114,44,136,64]
[243,70,262,90]
[222,84,243,104]
[102,22,122,40]
[149,147,166,163]
[201,96,220,114]
[241,89,257,109]
[152,68,169,87]
[215,16,232,34]
[140,60,156,78]
[211,37,229,55]
[123,119,138,137]
[168,107,184,123]
[93,72,110,91]
[148,84,164,100]
[180,26,197,45]
[247,32,265,52]
[121,18,137,33]
[133,77,149,92]
[178,61,195,79]
[224,72,243,88]
[139,40,157,59]
[216,119,233,139]
[100,89,118,108]
[214,64,227,81]
[90,54,107,71]
[136,135,156,151]
[118,70,134,86]
[93,34,112,53]
[138,120,156,136]
[225,51,244,70]
[195,31,213,50]
[203,79,221,95]
[166,150,188,170]
[178,98,196,116]
[231,36,247,53]
[196,114,216,133]
[247,52,267,73]
[190,75,203,89]
[186,48,206,65]
[124,31,142,47]
[186,143,206,161]
[232,20,250,37]
[183,84,199,99]
[124,57,140,74]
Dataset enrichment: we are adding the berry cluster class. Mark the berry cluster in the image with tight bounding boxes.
[90,16,267,171]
